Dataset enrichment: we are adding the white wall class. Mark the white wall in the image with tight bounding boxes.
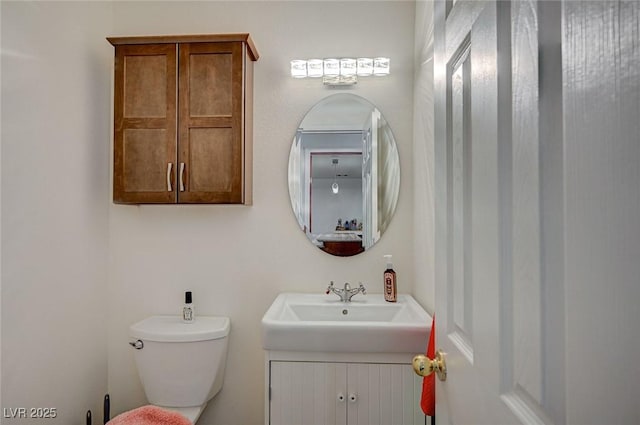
[1,2,112,423]
[107,2,416,425]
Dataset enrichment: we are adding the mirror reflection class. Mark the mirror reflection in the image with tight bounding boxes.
[288,94,400,256]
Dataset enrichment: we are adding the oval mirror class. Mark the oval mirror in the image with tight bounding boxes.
[288,93,400,256]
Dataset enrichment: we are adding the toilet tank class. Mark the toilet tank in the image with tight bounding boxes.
[130,316,230,407]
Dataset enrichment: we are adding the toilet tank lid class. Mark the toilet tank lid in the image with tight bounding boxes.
[130,315,230,342]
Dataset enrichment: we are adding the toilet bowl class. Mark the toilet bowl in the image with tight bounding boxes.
[129,315,230,424]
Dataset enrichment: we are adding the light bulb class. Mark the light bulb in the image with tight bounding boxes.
[332,182,339,194]
[373,57,390,76]
[290,60,307,78]
[307,59,323,78]
[357,58,374,76]
[324,58,340,77]
[340,58,357,76]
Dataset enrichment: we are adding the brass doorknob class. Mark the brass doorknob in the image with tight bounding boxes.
[412,349,447,382]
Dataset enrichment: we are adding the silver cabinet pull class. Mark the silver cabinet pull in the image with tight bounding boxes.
[167,163,173,192]
[179,162,185,192]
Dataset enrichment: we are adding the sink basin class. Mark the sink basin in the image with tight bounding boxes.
[289,303,402,322]
[261,292,431,353]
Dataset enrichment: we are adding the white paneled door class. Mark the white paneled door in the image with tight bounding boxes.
[433,0,640,424]
[434,1,540,423]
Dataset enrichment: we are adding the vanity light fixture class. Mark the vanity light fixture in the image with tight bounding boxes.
[331,158,340,194]
[290,57,390,85]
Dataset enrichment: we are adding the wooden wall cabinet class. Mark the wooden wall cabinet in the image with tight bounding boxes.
[107,34,258,204]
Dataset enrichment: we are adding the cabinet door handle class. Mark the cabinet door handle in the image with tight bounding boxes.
[349,393,358,403]
[167,163,173,192]
[179,162,185,192]
[337,393,345,402]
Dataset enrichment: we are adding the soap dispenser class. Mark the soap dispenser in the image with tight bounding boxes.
[182,291,194,323]
[383,255,397,302]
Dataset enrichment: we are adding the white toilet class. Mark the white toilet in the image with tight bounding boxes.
[129,315,230,424]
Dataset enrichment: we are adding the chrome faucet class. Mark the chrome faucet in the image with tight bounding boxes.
[326,281,367,302]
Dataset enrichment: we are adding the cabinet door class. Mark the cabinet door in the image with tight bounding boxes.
[346,363,424,425]
[178,42,247,203]
[113,44,177,203]
[270,361,347,425]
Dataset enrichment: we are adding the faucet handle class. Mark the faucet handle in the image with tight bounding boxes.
[358,282,367,295]
[326,281,335,294]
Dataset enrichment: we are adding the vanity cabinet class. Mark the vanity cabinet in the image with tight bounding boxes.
[268,361,424,425]
[107,34,258,204]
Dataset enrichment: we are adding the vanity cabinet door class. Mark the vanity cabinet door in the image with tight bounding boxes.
[268,361,423,425]
[346,363,424,425]
[270,361,347,425]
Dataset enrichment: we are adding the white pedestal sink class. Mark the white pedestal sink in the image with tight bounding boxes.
[261,292,431,353]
